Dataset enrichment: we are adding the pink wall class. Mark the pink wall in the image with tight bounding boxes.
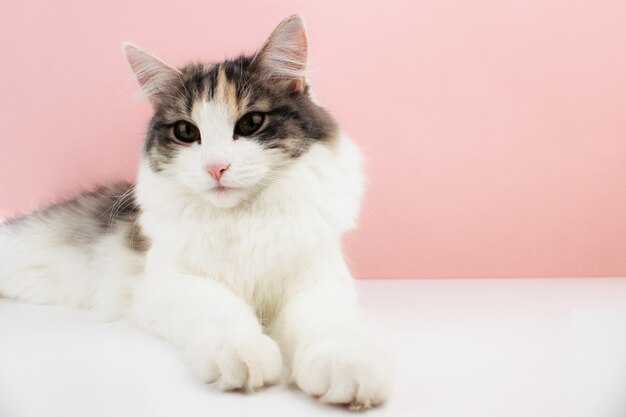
[1,0,625,278]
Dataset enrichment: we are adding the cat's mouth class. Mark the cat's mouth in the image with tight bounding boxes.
[211,185,237,193]
[202,184,249,208]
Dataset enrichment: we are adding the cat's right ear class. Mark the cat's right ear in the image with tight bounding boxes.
[122,43,181,105]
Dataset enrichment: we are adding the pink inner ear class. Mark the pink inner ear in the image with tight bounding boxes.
[290,27,308,91]
[290,24,307,69]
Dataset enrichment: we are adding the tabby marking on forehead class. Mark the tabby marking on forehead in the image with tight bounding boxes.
[214,65,247,116]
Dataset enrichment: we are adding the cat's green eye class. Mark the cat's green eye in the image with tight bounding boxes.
[235,112,265,137]
[172,120,200,143]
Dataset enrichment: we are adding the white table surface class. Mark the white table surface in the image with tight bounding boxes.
[1,278,625,417]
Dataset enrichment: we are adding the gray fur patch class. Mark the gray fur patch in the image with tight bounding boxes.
[143,55,338,171]
[125,221,151,253]
[4,183,141,248]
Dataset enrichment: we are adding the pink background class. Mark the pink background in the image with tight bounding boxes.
[1,0,625,279]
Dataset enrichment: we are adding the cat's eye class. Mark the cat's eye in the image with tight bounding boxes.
[172,120,200,143]
[235,112,265,136]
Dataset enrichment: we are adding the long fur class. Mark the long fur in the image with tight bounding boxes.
[0,14,390,409]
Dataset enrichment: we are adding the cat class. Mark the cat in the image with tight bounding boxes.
[0,15,390,409]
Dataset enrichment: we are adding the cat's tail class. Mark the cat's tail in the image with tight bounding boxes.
[0,184,145,317]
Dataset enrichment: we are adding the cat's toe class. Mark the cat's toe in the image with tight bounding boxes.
[293,337,391,409]
[185,332,283,391]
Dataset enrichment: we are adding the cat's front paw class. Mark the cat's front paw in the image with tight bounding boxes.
[292,337,392,410]
[184,332,283,392]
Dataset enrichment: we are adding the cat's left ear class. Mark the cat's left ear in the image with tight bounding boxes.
[252,14,308,93]
[122,43,182,105]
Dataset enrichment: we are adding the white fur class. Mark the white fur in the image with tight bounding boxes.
[131,131,391,406]
[0,131,390,409]
[0,16,391,407]
[0,214,143,319]
[0,133,390,408]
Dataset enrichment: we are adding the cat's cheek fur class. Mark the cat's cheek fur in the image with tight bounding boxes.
[165,138,276,209]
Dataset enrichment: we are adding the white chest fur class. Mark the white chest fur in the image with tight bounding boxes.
[136,137,364,318]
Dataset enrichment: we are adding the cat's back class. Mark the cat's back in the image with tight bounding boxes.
[2,182,138,246]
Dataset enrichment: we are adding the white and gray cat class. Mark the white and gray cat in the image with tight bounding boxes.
[0,15,390,409]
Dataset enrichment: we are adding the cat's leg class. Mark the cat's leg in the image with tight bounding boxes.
[131,268,282,391]
[271,266,392,409]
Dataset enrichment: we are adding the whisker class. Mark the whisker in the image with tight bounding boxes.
[103,185,137,233]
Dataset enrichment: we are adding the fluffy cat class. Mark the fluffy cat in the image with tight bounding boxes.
[0,15,390,409]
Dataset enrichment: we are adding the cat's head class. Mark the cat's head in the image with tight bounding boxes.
[124,15,337,209]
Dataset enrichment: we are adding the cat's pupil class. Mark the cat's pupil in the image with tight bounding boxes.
[249,114,261,126]
[173,121,199,143]
[236,112,265,136]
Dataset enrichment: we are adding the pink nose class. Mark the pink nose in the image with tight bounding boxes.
[204,163,229,182]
